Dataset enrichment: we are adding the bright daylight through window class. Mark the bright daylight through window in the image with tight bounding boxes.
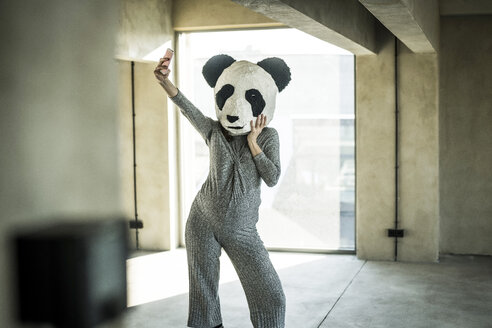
[177,28,355,251]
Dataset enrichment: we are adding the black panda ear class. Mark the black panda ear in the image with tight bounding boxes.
[257,57,291,92]
[202,54,236,88]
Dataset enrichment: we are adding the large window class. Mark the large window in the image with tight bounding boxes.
[177,28,355,251]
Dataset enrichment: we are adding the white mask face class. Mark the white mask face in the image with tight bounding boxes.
[214,61,278,136]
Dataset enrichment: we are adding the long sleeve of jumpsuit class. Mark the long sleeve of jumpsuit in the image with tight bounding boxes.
[170,90,286,328]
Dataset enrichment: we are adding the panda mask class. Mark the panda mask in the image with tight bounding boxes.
[202,54,291,136]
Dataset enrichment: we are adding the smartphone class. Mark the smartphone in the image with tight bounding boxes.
[164,48,174,62]
[161,48,174,75]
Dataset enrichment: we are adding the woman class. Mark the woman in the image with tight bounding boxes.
[154,52,290,328]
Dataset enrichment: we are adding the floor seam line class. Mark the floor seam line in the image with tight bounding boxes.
[317,260,367,328]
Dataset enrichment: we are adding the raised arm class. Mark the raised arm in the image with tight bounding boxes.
[154,55,214,142]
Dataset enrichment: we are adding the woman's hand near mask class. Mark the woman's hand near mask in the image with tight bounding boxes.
[247,114,267,157]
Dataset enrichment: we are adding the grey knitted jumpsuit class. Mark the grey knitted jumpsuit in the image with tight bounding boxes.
[171,90,286,328]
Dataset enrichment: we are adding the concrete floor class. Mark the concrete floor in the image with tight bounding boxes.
[111,250,492,328]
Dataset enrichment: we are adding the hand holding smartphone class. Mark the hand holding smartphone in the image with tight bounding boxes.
[159,48,174,76]
[154,48,178,97]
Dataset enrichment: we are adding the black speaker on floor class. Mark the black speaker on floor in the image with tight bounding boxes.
[13,218,128,328]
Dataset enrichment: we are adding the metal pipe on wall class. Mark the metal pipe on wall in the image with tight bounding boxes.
[394,38,399,261]
[131,61,140,250]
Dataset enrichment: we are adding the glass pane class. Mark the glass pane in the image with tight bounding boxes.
[177,28,355,251]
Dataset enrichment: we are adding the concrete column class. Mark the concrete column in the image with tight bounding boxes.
[397,44,439,262]
[356,35,440,262]
[0,1,120,327]
[356,32,440,262]
[355,31,396,261]
[439,16,492,256]
[118,61,178,251]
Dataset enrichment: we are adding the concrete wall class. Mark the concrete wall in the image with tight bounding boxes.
[355,31,396,261]
[439,15,492,255]
[356,32,440,262]
[173,0,282,31]
[397,44,439,262]
[118,61,179,250]
[0,1,120,327]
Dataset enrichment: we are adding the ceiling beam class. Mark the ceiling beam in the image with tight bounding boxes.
[231,0,380,55]
[359,0,439,53]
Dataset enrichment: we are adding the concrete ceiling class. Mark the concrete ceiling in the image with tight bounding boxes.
[231,0,380,55]
[232,0,492,55]
[359,0,440,53]
[356,0,492,53]
[439,0,492,16]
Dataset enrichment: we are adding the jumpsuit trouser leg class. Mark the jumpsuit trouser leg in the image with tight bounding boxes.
[186,209,223,328]
[220,225,286,328]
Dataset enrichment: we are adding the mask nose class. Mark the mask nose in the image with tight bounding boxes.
[227,115,239,123]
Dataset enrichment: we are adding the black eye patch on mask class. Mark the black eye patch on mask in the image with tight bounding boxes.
[216,84,235,110]
[245,89,266,117]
